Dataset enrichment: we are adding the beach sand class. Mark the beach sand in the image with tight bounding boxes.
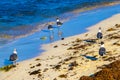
[0,13,120,80]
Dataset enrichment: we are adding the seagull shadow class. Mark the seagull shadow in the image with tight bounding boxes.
[83,39,96,44]
[4,59,13,66]
[81,55,98,61]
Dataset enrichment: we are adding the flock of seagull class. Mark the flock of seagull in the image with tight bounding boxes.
[47,17,63,42]
[9,18,106,66]
[9,17,63,65]
[97,27,106,57]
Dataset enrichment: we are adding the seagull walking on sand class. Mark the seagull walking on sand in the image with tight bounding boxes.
[9,48,18,65]
[97,27,103,43]
[99,42,106,56]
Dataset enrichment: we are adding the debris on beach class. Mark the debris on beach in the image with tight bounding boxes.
[80,60,120,80]
[30,66,35,69]
[40,36,47,40]
[58,74,67,78]
[0,65,16,72]
[107,28,116,31]
[53,45,58,48]
[36,63,41,67]
[68,61,78,70]
[115,24,120,28]
[29,69,41,75]
[35,58,41,61]
[53,64,61,70]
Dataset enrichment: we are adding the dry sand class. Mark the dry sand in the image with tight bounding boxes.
[0,14,120,80]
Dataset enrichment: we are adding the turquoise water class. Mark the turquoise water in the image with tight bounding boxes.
[0,1,120,67]
[0,0,117,35]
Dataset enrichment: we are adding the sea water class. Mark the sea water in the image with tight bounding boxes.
[0,0,120,67]
[0,0,117,34]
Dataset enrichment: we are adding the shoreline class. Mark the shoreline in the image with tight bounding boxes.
[1,2,120,67]
[40,13,120,59]
[0,12,120,80]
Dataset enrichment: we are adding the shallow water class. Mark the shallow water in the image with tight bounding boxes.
[0,1,120,67]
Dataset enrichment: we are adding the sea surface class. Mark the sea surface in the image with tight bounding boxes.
[0,0,120,67]
[0,0,118,36]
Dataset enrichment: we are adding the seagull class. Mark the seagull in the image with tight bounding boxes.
[48,25,54,42]
[99,42,106,56]
[97,27,103,39]
[56,17,64,39]
[48,25,53,30]
[56,17,63,27]
[9,48,18,65]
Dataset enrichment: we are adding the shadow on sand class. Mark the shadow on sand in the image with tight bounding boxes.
[81,55,98,61]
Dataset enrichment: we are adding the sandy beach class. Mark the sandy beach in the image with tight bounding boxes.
[0,11,120,80]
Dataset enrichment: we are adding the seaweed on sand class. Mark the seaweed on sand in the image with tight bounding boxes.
[67,44,91,50]
[64,56,76,62]
[106,33,120,39]
[68,61,78,67]
[0,65,16,72]
[80,60,120,80]
[58,74,67,78]
[75,38,82,43]
[79,76,93,80]
[113,42,120,46]
[115,24,120,28]
[30,66,35,69]
[107,28,116,31]
[29,69,41,75]
[53,64,61,70]
[36,63,41,67]
[68,61,78,70]
[109,35,120,39]
[35,58,41,61]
